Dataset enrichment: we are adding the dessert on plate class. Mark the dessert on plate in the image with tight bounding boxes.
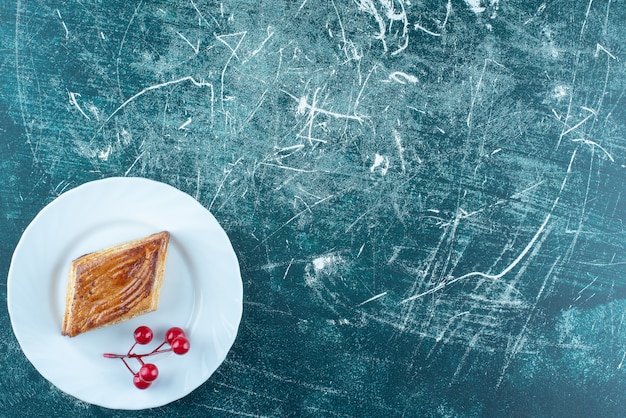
[61,231,170,337]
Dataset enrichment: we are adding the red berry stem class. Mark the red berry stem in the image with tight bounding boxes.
[103,353,122,358]
[150,348,173,355]
[153,341,168,352]
[102,348,172,359]
[105,326,190,389]
[121,358,135,375]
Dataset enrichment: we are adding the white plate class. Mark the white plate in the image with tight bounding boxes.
[7,177,243,410]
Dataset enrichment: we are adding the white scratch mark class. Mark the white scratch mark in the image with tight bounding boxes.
[354,0,409,55]
[209,164,236,211]
[577,257,626,267]
[388,71,418,84]
[580,106,598,116]
[467,59,505,129]
[282,258,294,280]
[557,107,595,146]
[524,2,547,24]
[254,194,336,249]
[496,255,559,388]
[124,150,145,176]
[240,88,270,132]
[293,91,363,123]
[618,351,626,369]
[176,31,200,54]
[435,311,471,342]
[195,165,201,200]
[329,0,350,61]
[54,180,73,195]
[355,0,388,52]
[295,134,328,144]
[215,31,245,60]
[329,0,361,62]
[414,23,441,37]
[354,64,377,114]
[387,246,403,265]
[190,0,220,27]
[442,0,452,31]
[510,180,544,199]
[178,117,192,130]
[464,0,485,14]
[370,153,389,175]
[401,150,578,303]
[408,106,426,114]
[580,0,595,40]
[393,128,408,171]
[451,328,482,383]
[414,0,451,36]
[389,1,410,55]
[297,0,309,15]
[536,256,560,303]
[98,144,112,161]
[247,26,274,61]
[260,162,318,173]
[577,274,599,296]
[192,404,270,418]
[275,144,305,156]
[56,9,69,39]
[356,291,388,307]
[239,48,282,133]
[86,103,101,121]
[116,0,144,104]
[284,87,362,144]
[68,92,91,120]
[215,31,247,115]
[93,76,214,139]
[595,43,617,60]
[572,138,615,162]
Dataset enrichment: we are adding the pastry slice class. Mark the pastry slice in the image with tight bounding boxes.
[62,231,170,337]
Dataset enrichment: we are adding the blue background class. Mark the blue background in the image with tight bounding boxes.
[1,0,625,416]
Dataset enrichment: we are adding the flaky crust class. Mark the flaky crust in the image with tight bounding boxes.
[62,231,170,337]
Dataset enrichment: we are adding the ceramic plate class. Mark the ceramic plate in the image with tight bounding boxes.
[7,177,243,410]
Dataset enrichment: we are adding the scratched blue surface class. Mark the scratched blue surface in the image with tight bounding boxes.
[1,0,625,416]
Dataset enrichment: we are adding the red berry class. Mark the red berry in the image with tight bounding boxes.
[133,373,151,389]
[104,325,191,387]
[134,326,153,345]
[165,327,186,345]
[139,363,159,382]
[171,336,190,355]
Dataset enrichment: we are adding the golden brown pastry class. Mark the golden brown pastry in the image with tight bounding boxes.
[62,231,170,337]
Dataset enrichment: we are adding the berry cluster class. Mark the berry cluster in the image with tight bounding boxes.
[103,326,190,389]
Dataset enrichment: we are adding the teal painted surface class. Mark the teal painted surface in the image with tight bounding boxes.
[1,0,625,416]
